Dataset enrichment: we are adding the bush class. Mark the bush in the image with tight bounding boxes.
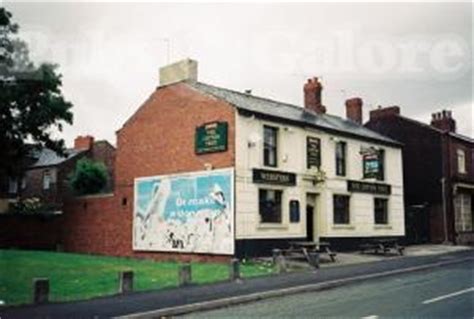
[10,197,58,215]
[69,159,108,195]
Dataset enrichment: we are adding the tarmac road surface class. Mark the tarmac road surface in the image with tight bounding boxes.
[184,260,474,318]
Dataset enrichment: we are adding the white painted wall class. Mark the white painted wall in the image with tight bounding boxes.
[234,112,405,240]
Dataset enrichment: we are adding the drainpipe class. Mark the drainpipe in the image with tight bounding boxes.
[441,177,449,243]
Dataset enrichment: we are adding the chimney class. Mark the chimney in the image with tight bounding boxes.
[430,110,456,132]
[159,58,198,86]
[345,97,363,124]
[304,77,326,114]
[369,106,401,120]
[74,135,94,150]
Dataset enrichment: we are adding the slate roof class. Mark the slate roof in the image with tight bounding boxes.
[190,81,401,147]
[28,148,85,169]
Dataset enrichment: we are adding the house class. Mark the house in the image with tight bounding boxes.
[365,107,474,245]
[114,58,405,258]
[3,136,115,210]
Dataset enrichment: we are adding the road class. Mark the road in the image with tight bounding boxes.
[184,260,474,318]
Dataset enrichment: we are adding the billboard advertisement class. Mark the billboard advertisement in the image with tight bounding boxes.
[133,168,234,255]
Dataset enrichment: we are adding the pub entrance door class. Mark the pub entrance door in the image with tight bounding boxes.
[306,194,317,242]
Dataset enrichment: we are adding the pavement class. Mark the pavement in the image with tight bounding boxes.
[185,260,474,318]
[0,246,473,319]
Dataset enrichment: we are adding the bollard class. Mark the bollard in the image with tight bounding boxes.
[229,258,241,281]
[272,249,287,273]
[308,252,320,269]
[179,263,192,287]
[33,278,49,304]
[119,271,134,293]
[272,249,281,265]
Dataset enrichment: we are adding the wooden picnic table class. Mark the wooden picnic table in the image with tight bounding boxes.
[289,241,337,262]
[359,238,404,256]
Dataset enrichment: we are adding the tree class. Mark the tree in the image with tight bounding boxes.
[0,8,73,175]
[69,159,108,195]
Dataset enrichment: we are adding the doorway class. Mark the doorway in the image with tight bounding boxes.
[306,194,317,242]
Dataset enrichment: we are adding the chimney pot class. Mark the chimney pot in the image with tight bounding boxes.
[345,97,363,125]
[74,135,94,151]
[430,109,456,132]
[369,106,401,120]
[303,77,325,114]
[159,58,198,86]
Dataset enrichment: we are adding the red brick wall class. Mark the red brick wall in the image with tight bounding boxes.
[0,214,62,249]
[60,196,229,262]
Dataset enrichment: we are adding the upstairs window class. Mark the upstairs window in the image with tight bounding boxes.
[43,170,52,190]
[8,177,18,194]
[374,198,389,224]
[259,189,282,223]
[457,149,466,174]
[263,126,278,167]
[335,141,346,176]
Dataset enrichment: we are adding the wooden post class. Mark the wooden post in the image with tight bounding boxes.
[119,271,134,293]
[272,249,287,273]
[308,251,320,269]
[229,258,241,281]
[33,278,49,304]
[179,263,192,287]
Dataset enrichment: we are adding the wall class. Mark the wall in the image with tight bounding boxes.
[114,82,236,260]
[235,112,405,242]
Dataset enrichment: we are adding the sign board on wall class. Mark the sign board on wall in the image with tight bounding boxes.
[133,168,234,255]
[195,122,228,154]
[347,180,391,195]
[252,169,297,186]
[306,137,321,169]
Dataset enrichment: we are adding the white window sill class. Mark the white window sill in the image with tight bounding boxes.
[257,223,288,230]
[374,224,392,230]
[332,224,355,230]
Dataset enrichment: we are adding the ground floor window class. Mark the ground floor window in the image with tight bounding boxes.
[454,193,473,232]
[374,198,389,224]
[259,189,282,223]
[333,195,350,224]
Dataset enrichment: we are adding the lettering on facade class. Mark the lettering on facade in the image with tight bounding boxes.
[195,121,228,154]
[347,180,391,195]
[252,169,297,186]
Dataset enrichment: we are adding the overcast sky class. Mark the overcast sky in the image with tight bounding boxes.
[5,2,473,146]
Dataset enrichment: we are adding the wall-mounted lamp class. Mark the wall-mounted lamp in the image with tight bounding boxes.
[247,132,262,148]
[330,136,341,143]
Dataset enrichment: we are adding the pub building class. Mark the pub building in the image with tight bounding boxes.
[120,59,405,260]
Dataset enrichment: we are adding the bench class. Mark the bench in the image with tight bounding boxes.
[359,239,404,256]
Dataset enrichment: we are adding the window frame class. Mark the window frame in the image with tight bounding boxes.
[335,141,347,177]
[8,177,18,194]
[333,194,350,225]
[259,188,283,224]
[457,148,466,174]
[263,125,278,168]
[43,170,52,190]
[374,197,389,225]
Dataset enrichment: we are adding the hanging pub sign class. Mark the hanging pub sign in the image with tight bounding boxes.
[195,121,228,154]
[252,169,297,186]
[307,136,321,169]
[363,149,385,180]
[347,180,391,195]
